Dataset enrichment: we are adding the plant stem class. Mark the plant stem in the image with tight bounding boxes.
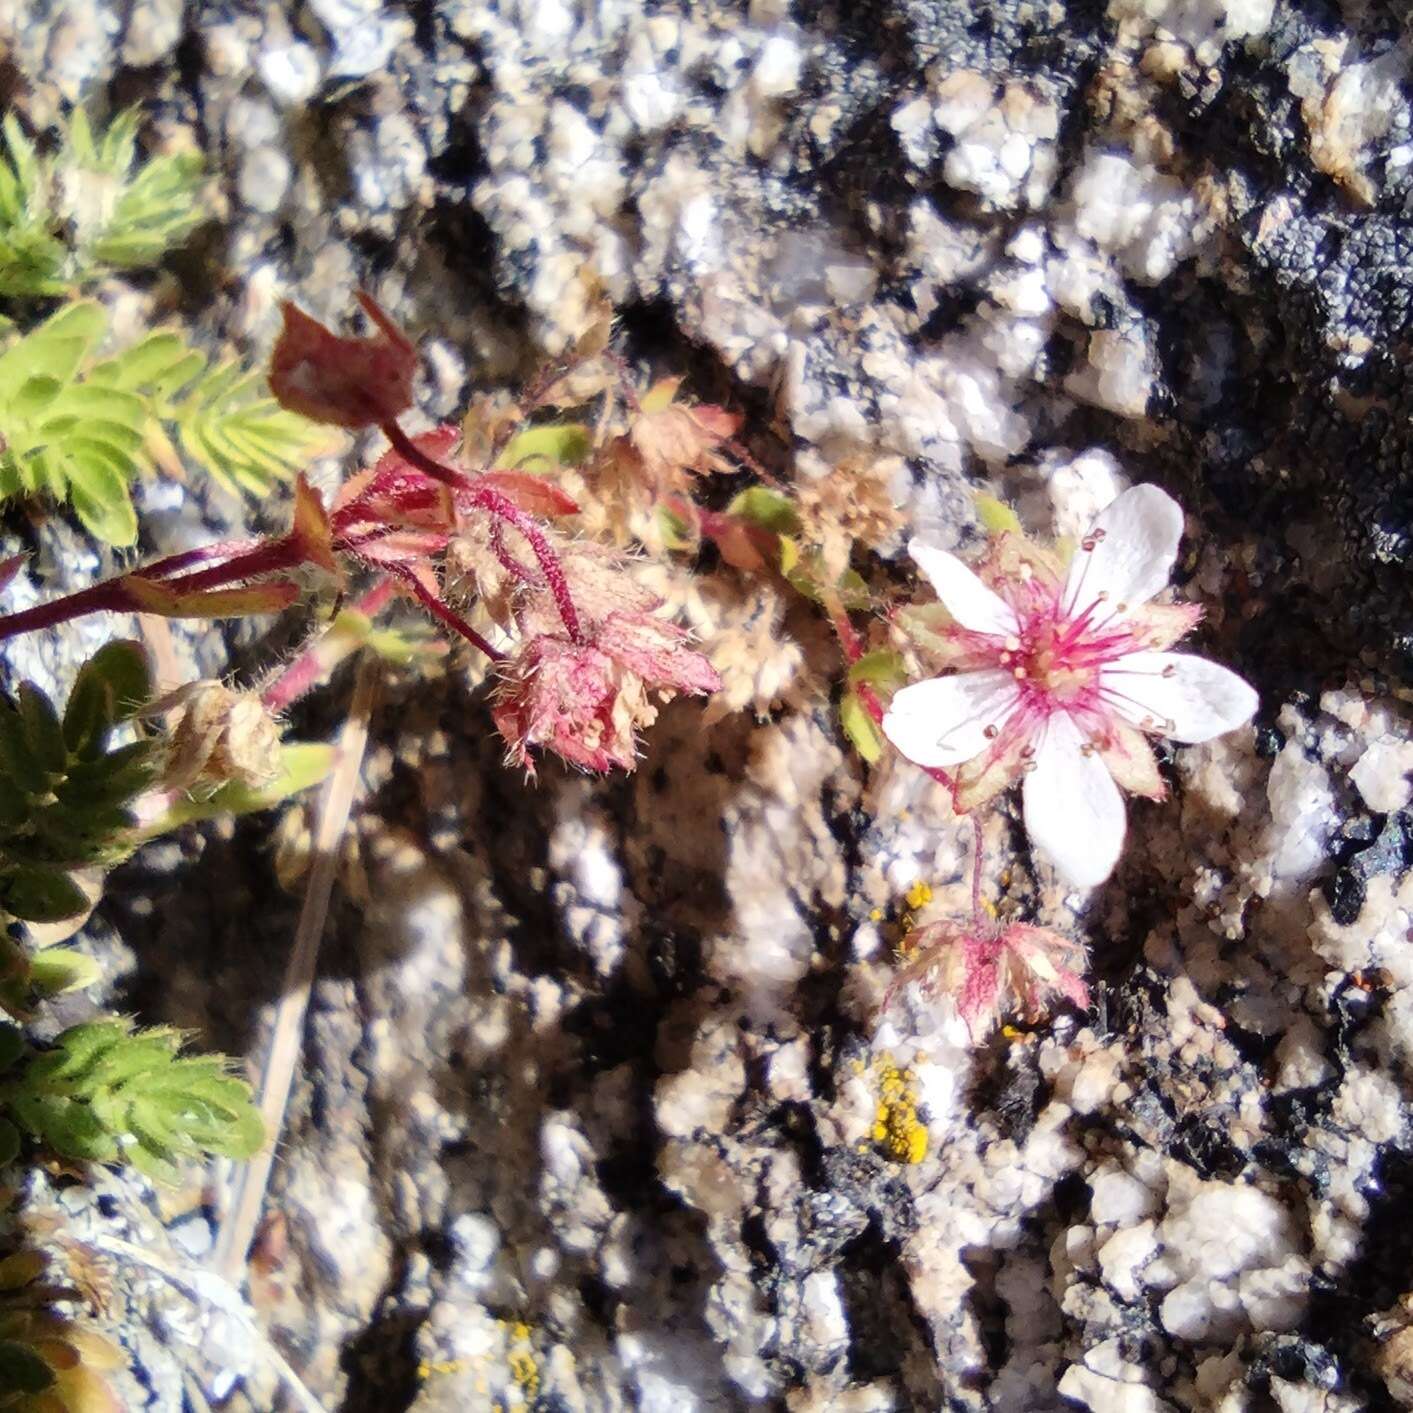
[377,562,505,661]
[261,579,401,713]
[0,536,309,644]
[380,419,584,644]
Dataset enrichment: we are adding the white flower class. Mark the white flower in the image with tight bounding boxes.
[884,485,1258,887]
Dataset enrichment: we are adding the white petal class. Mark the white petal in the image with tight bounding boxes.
[909,539,1018,636]
[1101,651,1259,744]
[883,670,1020,768]
[1022,711,1126,887]
[1063,484,1184,619]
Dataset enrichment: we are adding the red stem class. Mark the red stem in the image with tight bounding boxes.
[0,534,309,645]
[261,579,402,713]
[380,420,584,645]
[377,562,505,661]
[0,580,133,642]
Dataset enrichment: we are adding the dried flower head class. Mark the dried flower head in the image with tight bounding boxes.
[153,682,282,794]
[793,455,907,581]
[492,610,720,774]
[609,376,740,496]
[269,291,417,429]
[885,485,1258,886]
[889,918,1090,1038]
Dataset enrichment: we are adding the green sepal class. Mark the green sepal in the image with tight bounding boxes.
[497,422,592,469]
[846,649,908,692]
[839,690,886,765]
[726,485,800,535]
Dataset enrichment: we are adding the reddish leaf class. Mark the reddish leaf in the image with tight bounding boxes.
[290,475,340,576]
[0,552,26,594]
[269,292,417,429]
[124,576,300,619]
[349,529,451,565]
[474,471,580,518]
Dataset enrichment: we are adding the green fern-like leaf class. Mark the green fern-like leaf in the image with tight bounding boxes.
[90,332,336,498]
[0,116,66,299]
[62,108,206,272]
[0,302,144,543]
[0,304,331,541]
[5,1019,263,1182]
[0,107,207,300]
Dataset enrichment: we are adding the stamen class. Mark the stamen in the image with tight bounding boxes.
[1005,635,1021,652]
[1162,664,1176,678]
[1013,666,1028,680]
[984,724,999,739]
[1019,745,1035,759]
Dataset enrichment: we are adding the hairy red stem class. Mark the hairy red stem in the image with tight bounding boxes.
[380,420,584,644]
[261,579,402,713]
[0,580,133,642]
[377,562,505,661]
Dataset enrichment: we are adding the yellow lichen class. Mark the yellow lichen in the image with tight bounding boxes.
[418,1357,474,1379]
[871,1056,928,1164]
[904,880,933,911]
[504,1320,540,1402]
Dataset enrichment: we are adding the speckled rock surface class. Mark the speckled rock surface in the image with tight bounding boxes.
[4,0,1413,1410]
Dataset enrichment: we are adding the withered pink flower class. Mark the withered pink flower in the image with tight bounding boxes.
[493,611,721,774]
[885,486,1257,886]
[889,919,1090,1038]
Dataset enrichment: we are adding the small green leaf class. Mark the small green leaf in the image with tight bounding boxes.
[497,422,593,470]
[73,639,151,736]
[28,946,102,998]
[16,683,66,774]
[847,649,909,692]
[10,1091,117,1162]
[726,485,801,536]
[28,1020,127,1085]
[839,690,886,764]
[0,1021,25,1072]
[975,493,1021,536]
[0,867,90,923]
[0,775,29,829]
[0,703,45,795]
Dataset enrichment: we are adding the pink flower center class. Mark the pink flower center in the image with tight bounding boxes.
[997,595,1136,710]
